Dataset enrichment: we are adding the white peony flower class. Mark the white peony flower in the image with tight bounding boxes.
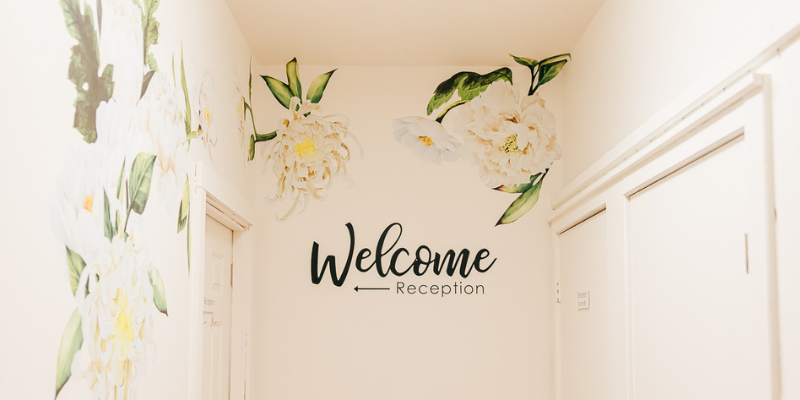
[98,0,144,109]
[74,232,154,400]
[138,71,187,206]
[51,144,109,259]
[454,80,562,188]
[392,116,462,164]
[266,97,354,219]
[96,99,138,174]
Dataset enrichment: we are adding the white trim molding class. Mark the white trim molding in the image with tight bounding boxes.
[550,18,800,217]
[188,161,255,400]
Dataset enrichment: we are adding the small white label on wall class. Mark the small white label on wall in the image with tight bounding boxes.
[577,290,590,310]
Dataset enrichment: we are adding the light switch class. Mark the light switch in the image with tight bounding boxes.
[577,290,590,309]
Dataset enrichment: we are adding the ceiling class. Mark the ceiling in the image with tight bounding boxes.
[225,0,605,66]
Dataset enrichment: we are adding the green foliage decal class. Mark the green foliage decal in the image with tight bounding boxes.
[426,68,512,116]
[60,0,114,143]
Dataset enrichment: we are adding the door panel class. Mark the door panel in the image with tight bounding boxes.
[630,138,771,399]
[203,215,233,400]
[559,211,610,400]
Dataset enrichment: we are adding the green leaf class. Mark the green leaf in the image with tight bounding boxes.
[286,58,302,98]
[171,54,175,86]
[55,309,83,398]
[186,212,191,272]
[494,173,541,193]
[509,54,538,67]
[306,69,336,104]
[65,247,86,295]
[116,159,126,204]
[261,75,292,109]
[426,67,512,116]
[60,0,114,143]
[496,178,544,225]
[248,135,256,161]
[177,177,190,233]
[149,269,168,315]
[128,152,157,215]
[140,69,156,99]
[103,190,114,241]
[248,60,253,101]
[180,46,192,134]
[538,53,571,66]
[115,210,121,237]
[537,59,568,87]
[139,0,160,71]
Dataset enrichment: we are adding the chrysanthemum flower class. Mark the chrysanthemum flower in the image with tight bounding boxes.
[74,232,154,400]
[266,97,354,219]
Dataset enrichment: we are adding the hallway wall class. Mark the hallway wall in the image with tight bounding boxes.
[0,0,257,399]
[247,64,565,400]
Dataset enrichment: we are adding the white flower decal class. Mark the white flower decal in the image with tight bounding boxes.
[392,116,461,164]
[392,53,570,224]
[454,80,561,188]
[196,73,216,160]
[138,71,187,207]
[266,97,354,219]
[74,232,154,400]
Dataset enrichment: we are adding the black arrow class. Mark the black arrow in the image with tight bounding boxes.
[354,286,390,292]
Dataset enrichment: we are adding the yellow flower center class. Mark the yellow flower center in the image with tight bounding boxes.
[502,134,522,153]
[418,136,435,147]
[204,107,212,124]
[293,138,319,161]
[113,291,134,356]
[83,194,94,212]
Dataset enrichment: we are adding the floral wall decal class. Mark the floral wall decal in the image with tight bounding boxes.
[248,58,358,219]
[392,53,570,225]
[53,0,213,398]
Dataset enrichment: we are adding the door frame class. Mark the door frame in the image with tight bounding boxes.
[188,161,255,400]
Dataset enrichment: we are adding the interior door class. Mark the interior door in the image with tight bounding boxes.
[629,135,772,399]
[558,211,611,400]
[203,215,233,400]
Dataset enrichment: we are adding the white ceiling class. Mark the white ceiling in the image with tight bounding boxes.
[225,0,605,66]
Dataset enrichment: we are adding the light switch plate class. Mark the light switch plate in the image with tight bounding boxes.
[577,290,590,309]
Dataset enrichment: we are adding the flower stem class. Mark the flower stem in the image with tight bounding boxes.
[244,101,258,136]
[435,99,470,123]
[529,66,540,96]
[123,206,132,234]
[254,131,277,142]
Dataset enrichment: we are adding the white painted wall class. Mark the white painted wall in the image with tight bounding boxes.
[560,0,800,183]
[247,65,564,399]
[0,0,257,399]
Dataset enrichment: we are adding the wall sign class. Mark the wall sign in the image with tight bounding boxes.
[577,290,590,309]
[311,222,495,296]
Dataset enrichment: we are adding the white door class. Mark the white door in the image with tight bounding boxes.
[203,215,233,400]
[558,211,611,400]
[629,136,772,399]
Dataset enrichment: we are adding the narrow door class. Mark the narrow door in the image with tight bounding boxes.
[203,215,233,400]
[558,211,611,400]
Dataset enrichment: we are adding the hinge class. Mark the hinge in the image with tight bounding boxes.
[556,281,561,303]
